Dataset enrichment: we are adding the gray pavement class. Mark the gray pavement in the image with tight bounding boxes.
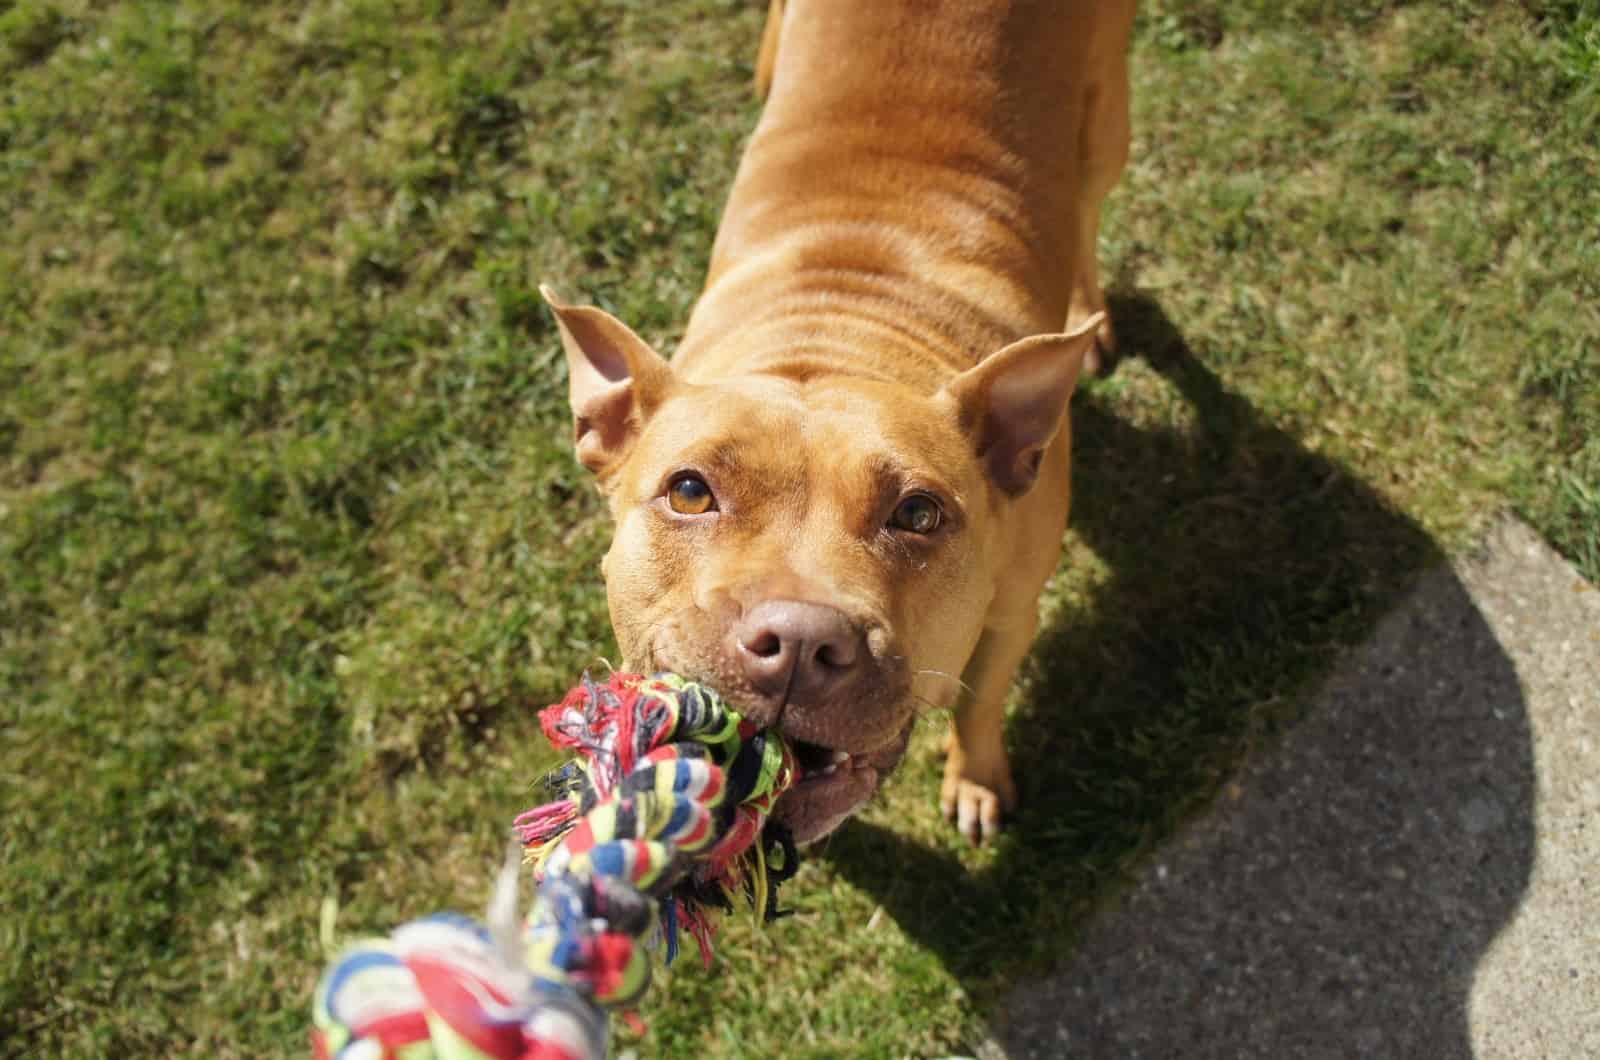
[982,516,1599,1059]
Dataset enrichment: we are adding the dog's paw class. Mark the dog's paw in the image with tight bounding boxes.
[940,745,1018,846]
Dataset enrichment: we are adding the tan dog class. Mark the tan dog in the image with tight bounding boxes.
[543,0,1136,845]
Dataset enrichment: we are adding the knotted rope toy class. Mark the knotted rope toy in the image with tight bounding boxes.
[312,673,801,1060]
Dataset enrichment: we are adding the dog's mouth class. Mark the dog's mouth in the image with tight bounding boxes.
[793,738,855,778]
[640,636,914,844]
[772,723,913,845]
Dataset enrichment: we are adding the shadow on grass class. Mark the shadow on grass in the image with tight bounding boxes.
[820,294,1536,1056]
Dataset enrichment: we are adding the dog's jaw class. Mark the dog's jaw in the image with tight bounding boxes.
[773,720,915,844]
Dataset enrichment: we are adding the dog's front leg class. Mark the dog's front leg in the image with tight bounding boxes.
[936,319,1102,844]
[943,612,1040,845]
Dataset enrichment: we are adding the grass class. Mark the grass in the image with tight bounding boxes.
[1,0,1595,1055]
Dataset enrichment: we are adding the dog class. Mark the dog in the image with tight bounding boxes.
[542,0,1136,845]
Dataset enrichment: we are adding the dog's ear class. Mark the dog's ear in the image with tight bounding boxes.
[541,285,676,477]
[942,313,1103,495]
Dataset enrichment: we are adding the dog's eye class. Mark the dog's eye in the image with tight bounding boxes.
[666,473,716,515]
[888,493,942,535]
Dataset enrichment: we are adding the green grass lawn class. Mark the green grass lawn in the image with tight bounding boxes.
[2,0,1595,1055]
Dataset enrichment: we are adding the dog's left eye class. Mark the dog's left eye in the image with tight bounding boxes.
[666,473,717,515]
[888,493,942,535]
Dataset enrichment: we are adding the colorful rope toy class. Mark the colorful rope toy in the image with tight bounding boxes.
[312,673,801,1060]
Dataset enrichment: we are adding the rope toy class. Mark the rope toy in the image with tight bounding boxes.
[516,671,801,970]
[312,673,801,1060]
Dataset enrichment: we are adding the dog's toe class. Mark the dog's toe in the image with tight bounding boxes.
[940,760,1017,846]
[947,781,1005,845]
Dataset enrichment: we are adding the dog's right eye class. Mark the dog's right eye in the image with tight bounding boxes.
[666,473,716,515]
[888,492,943,535]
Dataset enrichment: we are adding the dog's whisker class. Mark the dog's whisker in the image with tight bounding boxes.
[911,668,973,696]
[904,692,952,717]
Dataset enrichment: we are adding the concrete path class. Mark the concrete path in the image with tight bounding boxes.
[982,517,1599,1059]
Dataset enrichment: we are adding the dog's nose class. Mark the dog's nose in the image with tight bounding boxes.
[733,600,864,703]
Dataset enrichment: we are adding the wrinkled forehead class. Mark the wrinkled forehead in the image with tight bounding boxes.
[626,374,973,497]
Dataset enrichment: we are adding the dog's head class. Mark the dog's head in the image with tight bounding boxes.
[543,287,1096,842]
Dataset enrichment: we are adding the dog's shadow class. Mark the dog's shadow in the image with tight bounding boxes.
[820,294,1536,1057]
